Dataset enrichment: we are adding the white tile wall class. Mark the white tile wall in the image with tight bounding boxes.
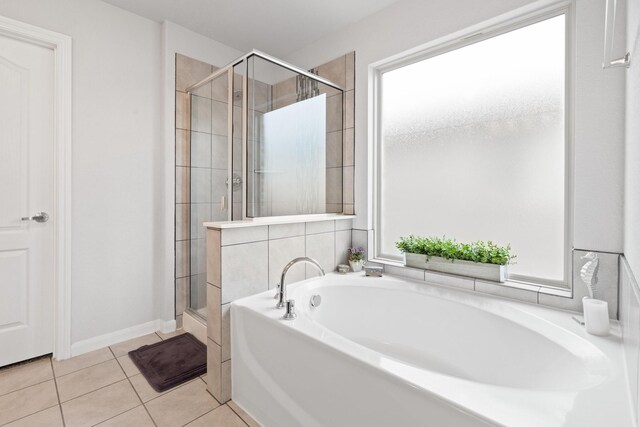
[306,232,336,278]
[335,218,354,231]
[268,236,306,287]
[268,223,305,239]
[539,250,619,318]
[220,241,268,303]
[220,225,268,246]
[385,264,425,281]
[335,230,352,265]
[354,229,621,316]
[306,220,335,235]
[475,280,540,303]
[424,270,474,291]
[221,303,231,361]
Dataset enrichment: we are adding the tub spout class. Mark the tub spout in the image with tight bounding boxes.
[277,257,325,309]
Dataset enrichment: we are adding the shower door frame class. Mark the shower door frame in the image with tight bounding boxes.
[186,50,346,220]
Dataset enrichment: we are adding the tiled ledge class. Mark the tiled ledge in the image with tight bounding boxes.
[371,249,620,319]
[204,214,356,229]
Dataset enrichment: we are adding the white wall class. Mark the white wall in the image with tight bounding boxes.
[160,21,242,326]
[626,0,640,276]
[0,0,163,346]
[0,1,242,353]
[285,0,625,255]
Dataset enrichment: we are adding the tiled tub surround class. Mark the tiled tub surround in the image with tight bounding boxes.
[232,273,633,426]
[620,257,640,425]
[205,216,354,402]
[353,229,621,318]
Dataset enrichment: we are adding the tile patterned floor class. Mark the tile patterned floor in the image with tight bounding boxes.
[0,331,259,427]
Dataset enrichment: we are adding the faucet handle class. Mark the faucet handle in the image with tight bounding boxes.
[273,283,280,299]
[282,299,297,320]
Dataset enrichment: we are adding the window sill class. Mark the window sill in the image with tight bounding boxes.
[369,257,573,302]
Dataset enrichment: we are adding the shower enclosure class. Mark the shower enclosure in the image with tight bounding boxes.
[184,51,345,318]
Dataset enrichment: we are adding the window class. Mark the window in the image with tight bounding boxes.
[375,13,568,286]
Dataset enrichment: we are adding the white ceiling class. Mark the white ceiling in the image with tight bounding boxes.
[101,0,401,57]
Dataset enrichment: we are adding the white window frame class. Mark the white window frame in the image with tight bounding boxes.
[371,2,575,290]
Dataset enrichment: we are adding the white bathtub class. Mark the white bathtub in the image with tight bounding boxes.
[231,273,634,426]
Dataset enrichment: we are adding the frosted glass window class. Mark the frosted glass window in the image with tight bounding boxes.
[379,15,566,284]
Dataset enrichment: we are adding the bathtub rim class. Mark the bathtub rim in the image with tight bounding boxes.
[231,272,633,427]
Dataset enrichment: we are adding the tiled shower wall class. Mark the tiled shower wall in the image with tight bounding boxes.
[272,52,356,215]
[175,54,220,326]
[175,53,356,325]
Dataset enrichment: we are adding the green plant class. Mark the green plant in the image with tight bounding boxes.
[395,235,515,266]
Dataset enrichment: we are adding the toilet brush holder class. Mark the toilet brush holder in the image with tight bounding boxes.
[582,297,610,336]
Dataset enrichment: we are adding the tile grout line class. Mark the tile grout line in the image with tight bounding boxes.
[181,406,219,427]
[135,376,201,406]
[52,353,115,379]
[50,358,67,427]
[0,376,55,399]
[226,402,252,427]
[1,402,61,426]
[55,356,120,382]
[108,346,158,427]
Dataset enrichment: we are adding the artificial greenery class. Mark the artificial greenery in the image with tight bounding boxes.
[395,235,514,266]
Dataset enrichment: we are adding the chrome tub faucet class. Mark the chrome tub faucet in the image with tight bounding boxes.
[277,257,325,309]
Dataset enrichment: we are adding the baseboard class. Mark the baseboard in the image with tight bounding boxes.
[69,318,177,358]
[158,318,177,334]
[183,310,207,344]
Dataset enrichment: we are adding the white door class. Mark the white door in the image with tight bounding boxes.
[0,32,55,366]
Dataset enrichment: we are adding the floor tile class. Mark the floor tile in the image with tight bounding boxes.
[145,377,219,427]
[0,380,58,425]
[61,379,140,427]
[109,334,162,357]
[186,404,246,427]
[157,329,185,340]
[56,359,126,402]
[128,373,186,403]
[116,355,141,377]
[96,405,155,427]
[4,405,63,427]
[0,357,53,396]
[52,347,114,377]
[228,400,260,427]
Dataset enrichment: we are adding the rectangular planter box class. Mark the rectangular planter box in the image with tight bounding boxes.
[403,253,507,282]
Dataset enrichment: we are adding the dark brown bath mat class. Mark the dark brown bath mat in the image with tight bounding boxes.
[128,333,206,392]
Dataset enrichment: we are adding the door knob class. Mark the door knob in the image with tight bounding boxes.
[21,212,49,223]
